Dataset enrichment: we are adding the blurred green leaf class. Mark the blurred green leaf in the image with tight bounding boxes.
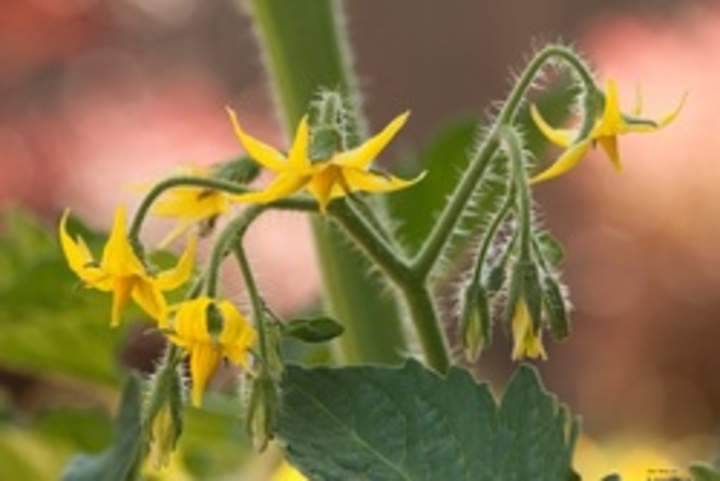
[0,209,124,384]
[279,360,578,481]
[388,119,477,252]
[62,375,145,481]
[691,463,720,481]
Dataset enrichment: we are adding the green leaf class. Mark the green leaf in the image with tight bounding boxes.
[62,375,146,481]
[278,360,578,481]
[690,463,720,481]
[283,317,345,343]
[0,209,122,384]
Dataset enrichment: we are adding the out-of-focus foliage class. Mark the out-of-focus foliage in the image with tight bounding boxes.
[0,210,122,384]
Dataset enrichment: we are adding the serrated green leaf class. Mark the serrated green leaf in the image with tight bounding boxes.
[62,375,146,481]
[283,317,345,343]
[278,359,577,481]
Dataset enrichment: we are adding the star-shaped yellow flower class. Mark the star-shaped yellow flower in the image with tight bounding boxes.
[510,297,547,361]
[168,296,257,407]
[151,166,231,247]
[59,206,196,327]
[227,108,424,212]
[530,79,685,183]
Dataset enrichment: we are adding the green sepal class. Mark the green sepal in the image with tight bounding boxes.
[520,259,544,332]
[460,285,492,362]
[503,260,523,330]
[543,276,570,340]
[246,375,278,452]
[206,303,224,342]
[212,155,261,185]
[282,316,345,343]
[690,463,720,481]
[309,127,342,162]
[601,475,622,481]
[535,230,565,267]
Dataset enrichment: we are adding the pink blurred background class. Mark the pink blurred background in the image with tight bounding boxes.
[1,0,719,461]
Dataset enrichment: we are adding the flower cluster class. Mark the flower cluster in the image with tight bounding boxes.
[59,106,419,407]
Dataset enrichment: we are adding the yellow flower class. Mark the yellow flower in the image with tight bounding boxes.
[227,108,424,212]
[59,206,196,327]
[272,461,308,481]
[510,298,547,361]
[530,79,685,183]
[168,297,257,407]
[151,166,230,247]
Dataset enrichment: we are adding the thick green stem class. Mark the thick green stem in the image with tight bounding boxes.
[401,284,450,373]
[248,0,409,366]
[412,45,597,279]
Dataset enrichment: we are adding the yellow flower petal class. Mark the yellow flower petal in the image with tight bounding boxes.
[306,165,341,213]
[100,206,145,277]
[172,297,213,343]
[529,104,573,147]
[218,300,257,366]
[152,188,228,221]
[156,235,197,291]
[226,107,287,173]
[287,115,311,171]
[633,83,643,116]
[597,136,622,172]
[58,210,107,286]
[111,276,135,327]
[657,91,687,128]
[594,78,624,137]
[511,298,547,361]
[189,343,222,407]
[332,111,410,169]
[341,167,425,194]
[132,278,168,326]
[233,172,310,205]
[530,139,592,184]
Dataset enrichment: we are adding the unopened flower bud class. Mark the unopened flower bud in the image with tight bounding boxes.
[247,375,278,452]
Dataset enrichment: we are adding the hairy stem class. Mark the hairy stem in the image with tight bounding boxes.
[412,45,597,279]
[128,176,250,244]
[234,244,270,362]
[248,0,410,365]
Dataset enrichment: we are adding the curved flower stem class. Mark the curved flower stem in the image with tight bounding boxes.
[234,244,269,362]
[128,176,250,245]
[411,45,598,279]
[499,126,533,256]
[469,187,516,286]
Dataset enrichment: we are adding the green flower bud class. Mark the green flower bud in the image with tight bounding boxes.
[246,375,278,452]
[542,276,570,340]
[460,285,491,363]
